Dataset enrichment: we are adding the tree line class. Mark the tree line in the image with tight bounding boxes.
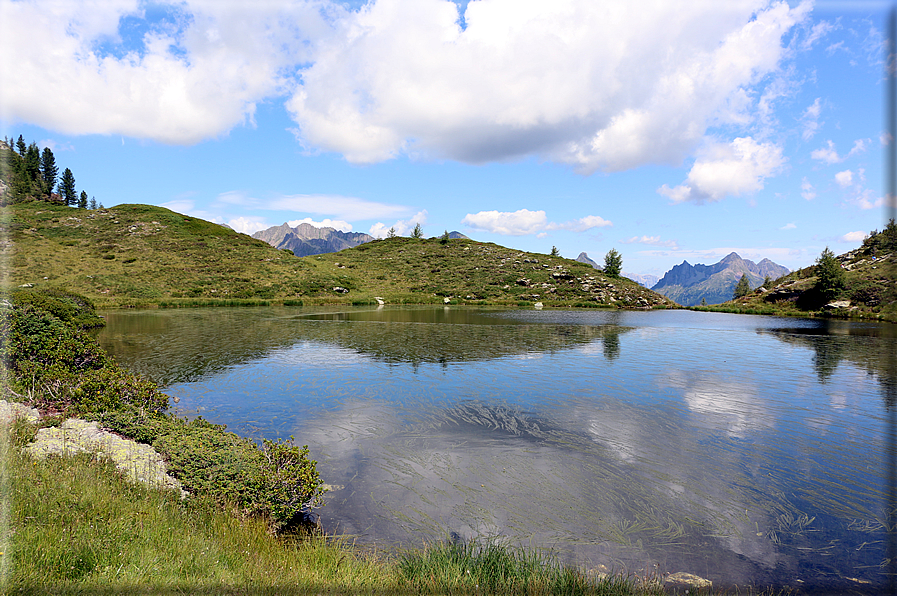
[0,135,101,209]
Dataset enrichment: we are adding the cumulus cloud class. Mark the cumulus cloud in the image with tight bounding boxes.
[621,235,679,249]
[801,177,816,201]
[369,210,428,238]
[0,1,327,144]
[461,209,611,236]
[287,217,354,232]
[811,139,868,164]
[226,216,271,235]
[287,0,810,171]
[840,230,866,243]
[834,170,853,188]
[657,137,785,204]
[4,0,811,172]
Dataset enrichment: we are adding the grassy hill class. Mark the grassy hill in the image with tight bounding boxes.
[694,223,897,323]
[2,201,674,309]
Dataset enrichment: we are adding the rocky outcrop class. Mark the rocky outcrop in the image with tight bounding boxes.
[252,222,375,257]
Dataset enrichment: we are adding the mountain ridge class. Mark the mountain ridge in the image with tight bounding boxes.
[652,252,790,306]
[252,222,375,257]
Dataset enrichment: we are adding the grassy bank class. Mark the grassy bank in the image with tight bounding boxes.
[2,426,667,595]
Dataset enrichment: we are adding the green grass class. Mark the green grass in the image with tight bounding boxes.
[2,426,669,595]
[1,201,674,310]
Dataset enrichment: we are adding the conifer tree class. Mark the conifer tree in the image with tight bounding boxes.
[60,168,76,206]
[89,196,97,210]
[40,147,58,195]
[604,248,622,277]
[386,227,396,238]
[16,135,26,156]
[24,142,41,184]
[411,223,423,239]
[733,274,751,299]
[78,190,88,209]
[814,247,845,299]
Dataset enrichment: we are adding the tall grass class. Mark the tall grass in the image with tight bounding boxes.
[4,439,669,595]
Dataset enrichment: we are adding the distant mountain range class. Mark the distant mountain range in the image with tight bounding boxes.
[576,252,659,288]
[252,222,375,257]
[651,252,789,306]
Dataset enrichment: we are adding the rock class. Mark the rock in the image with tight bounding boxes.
[443,297,451,304]
[25,419,186,497]
[824,300,851,309]
[665,572,712,590]
[534,302,543,309]
[332,286,349,293]
[0,400,39,424]
[18,283,33,288]
[374,296,385,305]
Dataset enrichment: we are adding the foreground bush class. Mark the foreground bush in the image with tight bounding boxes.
[2,287,325,531]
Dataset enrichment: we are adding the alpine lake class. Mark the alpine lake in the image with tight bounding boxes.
[96,305,897,593]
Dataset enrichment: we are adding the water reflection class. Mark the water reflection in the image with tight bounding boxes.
[96,307,895,593]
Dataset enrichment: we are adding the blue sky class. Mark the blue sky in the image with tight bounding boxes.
[1,0,893,277]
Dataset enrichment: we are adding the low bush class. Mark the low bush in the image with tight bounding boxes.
[4,287,326,532]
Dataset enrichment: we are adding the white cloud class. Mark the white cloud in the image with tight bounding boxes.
[369,210,428,238]
[810,140,840,164]
[800,97,822,140]
[269,194,410,221]
[801,177,816,201]
[621,235,679,249]
[226,216,271,235]
[811,138,868,164]
[159,199,196,214]
[834,170,853,188]
[780,222,796,230]
[657,137,785,204]
[840,230,866,243]
[287,0,810,170]
[462,209,550,236]
[287,218,354,232]
[461,209,611,236]
[0,0,325,144]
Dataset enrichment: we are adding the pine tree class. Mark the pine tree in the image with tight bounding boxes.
[386,227,396,238]
[440,230,450,245]
[550,246,560,257]
[733,274,751,299]
[60,168,76,206]
[814,247,845,299]
[78,190,88,209]
[40,147,58,196]
[762,275,771,288]
[24,142,41,184]
[604,248,622,277]
[16,135,26,156]
[411,223,423,239]
[89,196,97,210]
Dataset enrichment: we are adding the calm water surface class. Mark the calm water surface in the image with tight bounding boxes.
[97,306,897,593]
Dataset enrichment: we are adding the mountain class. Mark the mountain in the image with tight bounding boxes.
[576,252,659,288]
[253,222,375,257]
[651,252,790,306]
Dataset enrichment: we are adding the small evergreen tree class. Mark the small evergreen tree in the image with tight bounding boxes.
[550,246,560,257]
[733,274,751,299]
[411,223,423,239]
[604,248,622,277]
[60,168,76,206]
[78,190,88,209]
[89,196,97,210]
[24,142,41,185]
[762,275,771,288]
[40,147,58,196]
[16,135,26,156]
[440,230,450,245]
[386,226,396,238]
[814,247,845,299]
[700,297,707,306]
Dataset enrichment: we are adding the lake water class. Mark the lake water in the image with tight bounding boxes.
[96,306,897,593]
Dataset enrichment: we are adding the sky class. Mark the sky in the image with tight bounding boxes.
[1,0,894,278]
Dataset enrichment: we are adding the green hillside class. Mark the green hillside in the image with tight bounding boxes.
[2,201,674,309]
[697,222,897,322]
